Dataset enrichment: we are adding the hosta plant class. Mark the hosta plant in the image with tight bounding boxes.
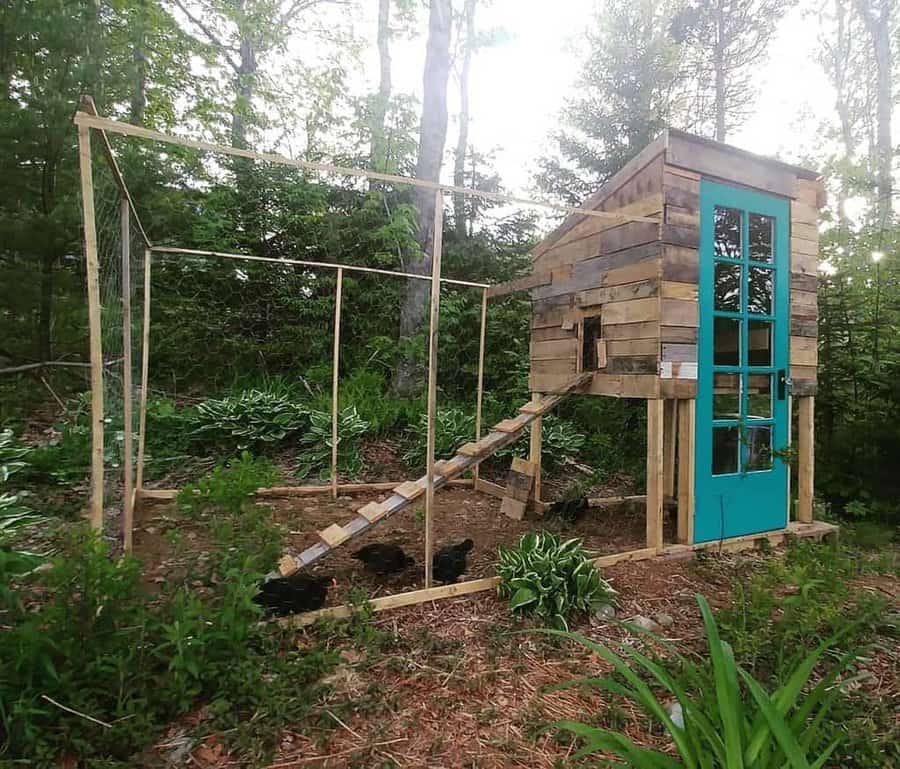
[295,406,370,480]
[497,531,614,629]
[402,406,475,469]
[547,594,853,768]
[0,429,41,534]
[192,389,308,452]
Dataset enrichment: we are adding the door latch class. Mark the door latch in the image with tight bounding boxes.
[777,369,790,400]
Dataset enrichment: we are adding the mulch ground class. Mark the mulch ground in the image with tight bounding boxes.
[134,484,676,607]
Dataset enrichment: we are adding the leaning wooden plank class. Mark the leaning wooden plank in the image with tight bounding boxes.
[487,271,552,299]
[500,498,528,520]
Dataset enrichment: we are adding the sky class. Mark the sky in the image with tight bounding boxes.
[368,0,838,197]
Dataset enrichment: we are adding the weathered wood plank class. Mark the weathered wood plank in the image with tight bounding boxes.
[661,298,698,327]
[602,297,660,324]
[603,320,660,340]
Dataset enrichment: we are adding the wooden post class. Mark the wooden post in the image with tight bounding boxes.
[676,399,695,544]
[473,286,488,483]
[120,199,134,551]
[663,399,677,500]
[135,249,151,491]
[786,395,793,520]
[797,396,814,523]
[331,268,343,500]
[424,190,444,588]
[78,124,104,532]
[529,392,543,503]
[646,398,665,551]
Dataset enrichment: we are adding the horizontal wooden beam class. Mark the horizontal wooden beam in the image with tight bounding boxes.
[136,478,475,502]
[487,271,552,299]
[74,111,660,225]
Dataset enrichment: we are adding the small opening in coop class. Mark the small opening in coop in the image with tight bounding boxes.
[581,316,602,370]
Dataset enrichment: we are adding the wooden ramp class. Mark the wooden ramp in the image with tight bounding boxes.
[277,373,593,577]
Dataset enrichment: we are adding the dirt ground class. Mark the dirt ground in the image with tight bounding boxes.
[169,549,898,769]
[134,484,676,607]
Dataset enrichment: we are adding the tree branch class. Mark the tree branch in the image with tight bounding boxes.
[170,0,242,72]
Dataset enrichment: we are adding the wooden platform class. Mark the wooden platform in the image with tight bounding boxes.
[280,520,838,627]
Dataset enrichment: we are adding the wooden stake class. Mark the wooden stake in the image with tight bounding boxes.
[529,392,543,504]
[78,124,104,532]
[473,286,488,483]
[424,190,444,588]
[797,396,814,523]
[331,268,343,500]
[120,199,134,551]
[676,399,695,544]
[646,398,665,551]
[135,249,151,491]
[786,395,793,520]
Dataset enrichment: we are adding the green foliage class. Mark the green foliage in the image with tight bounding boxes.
[497,532,614,630]
[715,539,891,682]
[402,406,475,469]
[0,526,338,765]
[496,414,588,471]
[0,429,43,536]
[177,452,279,516]
[192,388,309,452]
[547,595,853,768]
[295,406,370,480]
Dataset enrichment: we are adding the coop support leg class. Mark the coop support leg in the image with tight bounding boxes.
[676,399,695,544]
[529,392,543,506]
[797,396,814,524]
[646,398,664,551]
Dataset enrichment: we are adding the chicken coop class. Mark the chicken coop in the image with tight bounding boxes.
[76,97,836,623]
[490,129,828,550]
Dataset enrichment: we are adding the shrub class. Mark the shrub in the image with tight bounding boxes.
[191,388,309,452]
[295,406,370,480]
[0,429,40,535]
[177,451,280,516]
[497,531,614,629]
[547,595,855,768]
[0,527,338,765]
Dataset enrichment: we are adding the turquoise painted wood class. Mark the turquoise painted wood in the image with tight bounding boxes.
[695,180,790,543]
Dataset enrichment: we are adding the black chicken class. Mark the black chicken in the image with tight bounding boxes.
[352,543,415,575]
[546,496,589,522]
[432,539,474,584]
[253,573,335,616]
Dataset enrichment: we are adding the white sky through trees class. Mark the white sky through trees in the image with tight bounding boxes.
[373,0,837,195]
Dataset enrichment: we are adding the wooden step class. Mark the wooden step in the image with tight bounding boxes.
[358,501,388,523]
[319,523,351,547]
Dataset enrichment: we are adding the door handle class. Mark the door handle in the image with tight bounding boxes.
[777,369,788,400]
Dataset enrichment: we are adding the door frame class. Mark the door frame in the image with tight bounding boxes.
[694,179,791,543]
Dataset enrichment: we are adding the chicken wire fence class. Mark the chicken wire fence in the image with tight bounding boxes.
[90,137,147,544]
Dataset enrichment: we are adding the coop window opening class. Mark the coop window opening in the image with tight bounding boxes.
[579,315,604,371]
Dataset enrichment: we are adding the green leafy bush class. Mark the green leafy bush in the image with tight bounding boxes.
[0,527,338,765]
[497,531,614,629]
[177,451,280,516]
[191,389,309,452]
[295,406,370,480]
[0,429,39,534]
[548,595,854,768]
[402,406,475,469]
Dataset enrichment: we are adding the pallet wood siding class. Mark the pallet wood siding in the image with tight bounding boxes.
[789,178,821,396]
[529,147,666,397]
[528,128,821,401]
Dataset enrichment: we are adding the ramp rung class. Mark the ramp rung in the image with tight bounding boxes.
[494,416,530,433]
[395,480,425,500]
[457,442,482,457]
[319,523,351,547]
[434,456,468,477]
[358,501,387,523]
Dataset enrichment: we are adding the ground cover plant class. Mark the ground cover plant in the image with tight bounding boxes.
[548,595,855,768]
[497,531,615,629]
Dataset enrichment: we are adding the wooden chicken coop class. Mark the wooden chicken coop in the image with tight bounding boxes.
[491,129,829,550]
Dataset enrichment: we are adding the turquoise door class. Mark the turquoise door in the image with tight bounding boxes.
[695,180,790,543]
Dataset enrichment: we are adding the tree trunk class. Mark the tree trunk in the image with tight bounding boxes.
[453,0,476,240]
[832,0,854,226]
[38,252,53,361]
[370,0,392,172]
[129,0,147,124]
[232,35,256,149]
[393,0,452,396]
[713,0,726,142]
